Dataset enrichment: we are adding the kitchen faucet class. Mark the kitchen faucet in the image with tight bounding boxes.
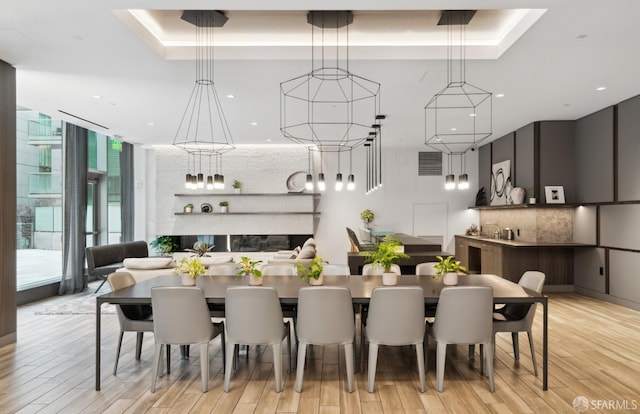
[485,223,501,239]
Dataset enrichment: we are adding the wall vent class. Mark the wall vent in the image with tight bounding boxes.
[418,152,442,176]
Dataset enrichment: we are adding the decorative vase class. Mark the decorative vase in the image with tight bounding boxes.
[309,273,324,286]
[249,274,263,286]
[184,206,192,213]
[382,272,398,286]
[510,187,525,205]
[442,272,458,286]
[234,188,241,194]
[529,197,536,205]
[181,274,196,286]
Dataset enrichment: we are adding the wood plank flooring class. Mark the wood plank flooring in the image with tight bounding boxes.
[2,289,639,413]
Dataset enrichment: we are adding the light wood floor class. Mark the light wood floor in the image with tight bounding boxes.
[2,289,640,414]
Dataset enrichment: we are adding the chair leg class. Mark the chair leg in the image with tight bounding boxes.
[295,342,308,392]
[113,331,124,375]
[165,345,171,375]
[367,343,379,393]
[468,344,475,360]
[436,342,447,393]
[479,343,484,375]
[135,332,144,360]
[219,323,226,374]
[200,343,209,393]
[95,276,108,293]
[344,342,355,393]
[512,332,520,360]
[150,342,164,393]
[273,342,283,393]
[527,330,538,376]
[415,343,425,392]
[485,342,495,392]
[224,342,236,392]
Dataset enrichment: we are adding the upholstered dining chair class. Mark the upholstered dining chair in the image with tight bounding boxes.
[224,287,292,393]
[321,264,351,275]
[415,262,438,276]
[364,286,426,393]
[259,263,297,276]
[107,272,169,375]
[428,286,495,393]
[150,286,225,393]
[492,270,546,376]
[295,287,355,393]
[206,262,240,276]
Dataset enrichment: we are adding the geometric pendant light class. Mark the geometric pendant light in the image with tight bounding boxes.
[172,10,235,190]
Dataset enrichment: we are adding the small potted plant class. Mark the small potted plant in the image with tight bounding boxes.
[360,209,374,228]
[232,180,242,193]
[173,257,206,286]
[150,236,179,256]
[184,203,194,213]
[237,256,263,285]
[363,235,409,285]
[434,255,467,286]
[219,201,229,213]
[297,257,328,286]
[185,241,215,257]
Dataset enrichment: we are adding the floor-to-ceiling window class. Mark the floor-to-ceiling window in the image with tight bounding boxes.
[16,108,122,294]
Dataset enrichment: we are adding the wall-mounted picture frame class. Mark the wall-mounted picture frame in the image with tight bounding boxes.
[544,186,565,204]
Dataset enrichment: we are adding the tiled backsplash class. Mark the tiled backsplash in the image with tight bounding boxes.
[479,208,573,243]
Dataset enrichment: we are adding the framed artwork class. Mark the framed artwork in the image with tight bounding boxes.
[544,186,565,204]
[490,160,511,205]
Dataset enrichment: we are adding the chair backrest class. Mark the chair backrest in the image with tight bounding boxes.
[432,286,493,344]
[321,264,351,275]
[504,271,546,320]
[415,262,438,276]
[358,227,372,243]
[225,287,285,344]
[151,287,214,344]
[207,262,240,276]
[366,286,425,345]
[297,287,355,344]
[107,271,136,291]
[346,227,361,252]
[362,263,401,275]
[260,263,296,276]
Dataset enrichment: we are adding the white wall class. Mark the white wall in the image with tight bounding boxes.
[141,144,480,266]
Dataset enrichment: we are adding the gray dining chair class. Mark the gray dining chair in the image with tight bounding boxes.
[364,286,426,393]
[150,286,225,393]
[492,271,545,376]
[415,262,438,276]
[206,262,240,275]
[321,264,351,275]
[107,272,169,375]
[224,286,292,393]
[428,286,495,393]
[295,287,355,393]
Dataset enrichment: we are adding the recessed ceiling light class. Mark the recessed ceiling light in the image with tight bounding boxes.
[596,86,607,91]
[147,122,155,126]
[469,113,477,117]
[92,95,102,99]
[496,94,505,98]
[226,94,235,99]
[266,139,272,142]
[250,122,258,126]
[450,128,457,131]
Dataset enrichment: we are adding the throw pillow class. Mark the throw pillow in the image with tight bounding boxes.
[123,257,174,270]
[297,245,316,259]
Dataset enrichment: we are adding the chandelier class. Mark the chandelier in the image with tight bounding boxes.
[280,11,382,193]
[172,10,235,190]
[425,10,491,190]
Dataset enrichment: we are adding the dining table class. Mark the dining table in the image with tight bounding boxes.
[95,273,548,391]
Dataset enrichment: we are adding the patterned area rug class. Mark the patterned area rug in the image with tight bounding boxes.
[35,293,117,315]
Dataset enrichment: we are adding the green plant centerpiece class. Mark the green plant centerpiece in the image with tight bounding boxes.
[150,236,179,256]
[297,257,328,286]
[237,256,263,285]
[185,241,214,257]
[232,180,242,192]
[173,257,206,285]
[434,255,467,286]
[363,235,409,285]
[360,209,374,227]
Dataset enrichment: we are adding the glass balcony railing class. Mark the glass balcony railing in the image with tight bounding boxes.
[27,119,63,146]
[28,173,62,197]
